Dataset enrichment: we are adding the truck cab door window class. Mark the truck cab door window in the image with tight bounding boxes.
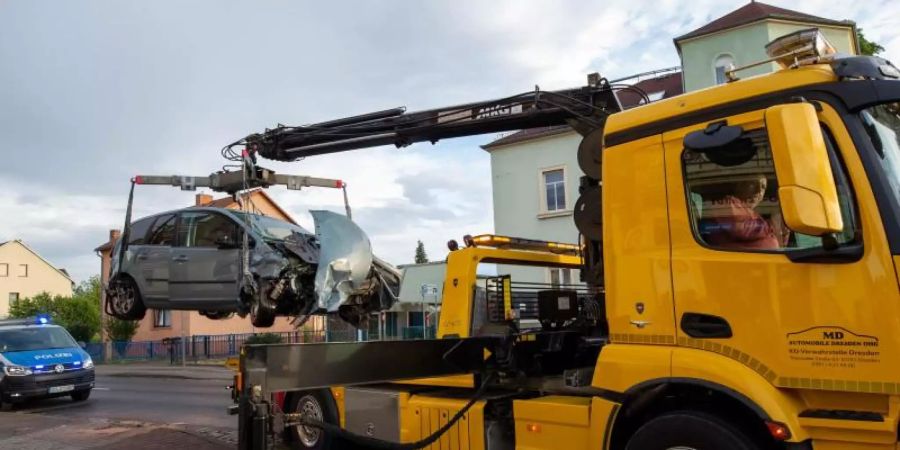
[682,129,858,252]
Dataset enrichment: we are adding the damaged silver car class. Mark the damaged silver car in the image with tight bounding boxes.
[106,207,400,327]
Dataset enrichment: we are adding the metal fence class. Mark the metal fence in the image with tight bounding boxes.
[84,326,437,364]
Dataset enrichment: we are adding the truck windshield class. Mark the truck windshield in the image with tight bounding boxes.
[861,102,900,209]
[0,327,79,353]
[231,212,311,241]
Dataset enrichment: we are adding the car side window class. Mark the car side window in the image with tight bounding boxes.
[178,212,239,248]
[146,214,177,246]
[682,128,858,252]
[127,217,154,245]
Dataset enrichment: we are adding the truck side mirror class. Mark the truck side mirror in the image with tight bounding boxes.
[765,103,843,235]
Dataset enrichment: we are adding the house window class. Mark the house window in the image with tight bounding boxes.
[714,54,735,85]
[0,264,7,277]
[154,309,171,327]
[549,268,572,288]
[8,292,19,305]
[18,264,27,278]
[541,168,567,212]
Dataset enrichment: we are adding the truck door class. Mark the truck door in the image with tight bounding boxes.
[663,105,900,392]
[169,211,241,309]
[136,213,176,303]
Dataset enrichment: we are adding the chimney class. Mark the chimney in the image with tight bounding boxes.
[196,192,213,206]
[110,229,121,242]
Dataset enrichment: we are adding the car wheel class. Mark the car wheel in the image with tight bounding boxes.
[286,390,339,450]
[250,298,276,328]
[71,389,91,402]
[625,411,763,450]
[110,277,147,320]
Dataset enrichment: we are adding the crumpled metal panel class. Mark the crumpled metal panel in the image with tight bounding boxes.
[312,210,373,312]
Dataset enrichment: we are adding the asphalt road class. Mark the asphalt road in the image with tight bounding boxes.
[10,369,237,430]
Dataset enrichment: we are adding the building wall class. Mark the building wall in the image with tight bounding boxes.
[679,21,856,92]
[488,132,583,283]
[0,241,73,317]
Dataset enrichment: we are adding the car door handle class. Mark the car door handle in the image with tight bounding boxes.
[681,313,732,339]
[172,255,189,263]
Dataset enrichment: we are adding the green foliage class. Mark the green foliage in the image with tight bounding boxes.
[105,318,139,342]
[245,333,284,345]
[414,240,429,264]
[8,276,102,342]
[857,28,885,56]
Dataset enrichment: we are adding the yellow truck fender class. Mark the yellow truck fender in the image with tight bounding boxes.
[593,344,809,444]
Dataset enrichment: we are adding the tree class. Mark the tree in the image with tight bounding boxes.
[857,28,885,56]
[8,280,102,343]
[104,318,139,342]
[414,240,428,264]
[246,333,284,345]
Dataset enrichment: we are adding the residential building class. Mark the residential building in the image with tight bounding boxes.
[675,2,857,92]
[94,190,322,343]
[483,1,856,284]
[483,72,683,284]
[0,240,74,317]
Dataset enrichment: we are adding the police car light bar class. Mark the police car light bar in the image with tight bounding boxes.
[0,315,52,326]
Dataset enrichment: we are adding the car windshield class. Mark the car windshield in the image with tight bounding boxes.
[860,102,900,211]
[0,326,79,353]
[231,212,311,241]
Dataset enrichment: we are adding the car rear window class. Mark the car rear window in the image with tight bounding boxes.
[128,217,155,245]
[147,214,176,246]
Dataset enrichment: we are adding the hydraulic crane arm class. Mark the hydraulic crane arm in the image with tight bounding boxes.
[228,74,624,162]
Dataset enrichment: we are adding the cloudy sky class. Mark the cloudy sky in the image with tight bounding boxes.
[1,0,898,283]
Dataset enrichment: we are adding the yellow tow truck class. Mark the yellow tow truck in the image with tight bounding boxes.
[229,30,900,450]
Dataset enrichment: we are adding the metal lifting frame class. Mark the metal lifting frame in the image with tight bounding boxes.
[227,73,623,162]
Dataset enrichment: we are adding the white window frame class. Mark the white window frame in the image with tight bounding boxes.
[547,268,573,288]
[8,292,19,305]
[713,53,735,85]
[538,165,570,218]
[154,309,171,328]
[18,264,27,278]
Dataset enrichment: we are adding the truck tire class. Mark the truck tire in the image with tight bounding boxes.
[71,389,91,402]
[625,410,763,450]
[286,390,339,450]
[250,299,276,328]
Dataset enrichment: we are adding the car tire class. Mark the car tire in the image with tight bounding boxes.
[71,389,91,402]
[286,390,339,450]
[110,276,147,320]
[250,299,276,328]
[625,410,763,450]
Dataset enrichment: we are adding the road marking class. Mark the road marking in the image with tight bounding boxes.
[93,387,111,391]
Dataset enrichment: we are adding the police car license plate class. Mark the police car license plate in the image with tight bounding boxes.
[48,385,74,394]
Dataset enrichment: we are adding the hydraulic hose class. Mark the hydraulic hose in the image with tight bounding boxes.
[295,373,496,450]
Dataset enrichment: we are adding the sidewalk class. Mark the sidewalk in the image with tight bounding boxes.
[0,414,234,450]
[96,361,233,381]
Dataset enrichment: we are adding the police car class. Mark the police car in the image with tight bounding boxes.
[0,316,95,406]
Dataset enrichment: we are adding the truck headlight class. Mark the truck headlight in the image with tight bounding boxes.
[3,365,33,376]
[83,358,94,369]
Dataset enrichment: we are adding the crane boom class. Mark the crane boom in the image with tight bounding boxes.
[231,74,623,162]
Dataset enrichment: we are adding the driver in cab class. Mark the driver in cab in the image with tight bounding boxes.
[704,175,790,250]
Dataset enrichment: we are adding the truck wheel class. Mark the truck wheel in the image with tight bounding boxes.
[71,389,91,402]
[110,277,147,320]
[625,411,763,450]
[286,390,339,450]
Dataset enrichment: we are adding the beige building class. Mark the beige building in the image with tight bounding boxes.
[95,190,322,342]
[0,240,74,317]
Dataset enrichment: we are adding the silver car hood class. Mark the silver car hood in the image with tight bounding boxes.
[311,210,374,312]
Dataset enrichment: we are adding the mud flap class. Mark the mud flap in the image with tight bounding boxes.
[311,210,374,312]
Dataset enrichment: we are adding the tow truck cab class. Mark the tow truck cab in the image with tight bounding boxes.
[0,316,95,405]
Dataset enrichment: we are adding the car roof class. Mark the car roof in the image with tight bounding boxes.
[0,324,63,331]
